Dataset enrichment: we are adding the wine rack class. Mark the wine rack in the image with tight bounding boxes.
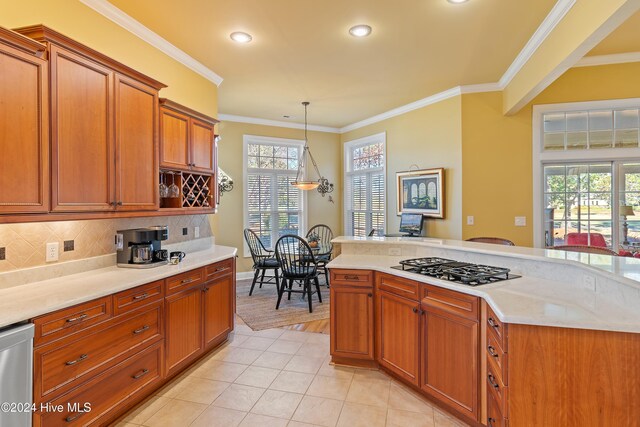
[159,170,213,209]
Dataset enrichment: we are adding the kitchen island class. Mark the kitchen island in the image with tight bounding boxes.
[327,236,640,427]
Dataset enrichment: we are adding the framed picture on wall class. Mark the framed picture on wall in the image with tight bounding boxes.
[396,168,445,218]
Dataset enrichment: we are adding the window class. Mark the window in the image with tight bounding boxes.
[344,133,386,237]
[243,135,305,253]
[533,99,640,250]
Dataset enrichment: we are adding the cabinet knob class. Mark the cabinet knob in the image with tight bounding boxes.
[117,201,123,206]
[412,307,418,313]
[488,417,496,427]
[203,287,209,292]
[367,293,373,298]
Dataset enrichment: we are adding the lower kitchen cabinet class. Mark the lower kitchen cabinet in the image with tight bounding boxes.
[203,273,234,350]
[165,285,203,377]
[376,290,420,386]
[330,283,374,361]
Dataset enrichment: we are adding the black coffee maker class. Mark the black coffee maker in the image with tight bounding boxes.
[116,226,169,268]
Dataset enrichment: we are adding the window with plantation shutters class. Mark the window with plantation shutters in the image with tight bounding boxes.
[243,135,305,254]
[344,133,386,237]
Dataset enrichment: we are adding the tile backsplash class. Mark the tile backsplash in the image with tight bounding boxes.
[0,215,213,272]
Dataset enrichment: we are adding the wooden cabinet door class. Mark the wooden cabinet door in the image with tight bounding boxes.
[421,307,479,420]
[330,285,374,360]
[114,74,159,211]
[159,107,190,170]
[202,275,233,350]
[190,118,215,173]
[165,287,202,376]
[376,290,420,386]
[50,45,115,212]
[0,42,49,213]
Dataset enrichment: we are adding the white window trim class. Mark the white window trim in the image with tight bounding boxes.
[532,99,640,248]
[343,132,387,236]
[243,134,307,257]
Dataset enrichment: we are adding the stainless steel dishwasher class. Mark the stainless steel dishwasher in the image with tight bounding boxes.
[0,323,34,427]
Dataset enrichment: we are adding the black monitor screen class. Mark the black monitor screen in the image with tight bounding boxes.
[399,213,424,235]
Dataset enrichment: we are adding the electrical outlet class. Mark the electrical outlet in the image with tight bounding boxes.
[46,242,59,262]
[388,247,402,256]
[64,240,74,252]
[582,274,596,291]
[194,226,200,238]
[515,216,527,227]
[467,216,474,226]
[0,247,5,260]
[182,227,188,236]
[115,234,124,251]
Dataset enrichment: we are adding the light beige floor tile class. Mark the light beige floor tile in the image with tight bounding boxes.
[352,369,391,382]
[316,363,355,380]
[306,376,352,400]
[433,410,470,427]
[239,336,278,351]
[142,399,207,427]
[213,383,266,411]
[296,343,330,358]
[227,333,251,347]
[267,339,304,355]
[113,422,139,427]
[305,333,330,345]
[387,408,435,427]
[191,405,248,427]
[163,376,230,404]
[291,395,343,427]
[235,366,281,388]
[336,402,386,427]
[287,421,319,427]
[235,324,257,336]
[251,389,304,419]
[213,347,264,365]
[279,330,313,342]
[253,328,286,339]
[345,378,390,408]
[252,351,294,370]
[122,395,171,424]
[239,413,289,427]
[283,355,325,374]
[388,382,435,415]
[191,360,248,382]
[269,371,315,394]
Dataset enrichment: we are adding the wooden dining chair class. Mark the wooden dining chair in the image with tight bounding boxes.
[551,245,619,256]
[466,237,515,246]
[306,224,333,286]
[244,228,280,295]
[274,234,323,313]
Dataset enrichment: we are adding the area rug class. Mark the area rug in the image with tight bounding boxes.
[235,278,330,331]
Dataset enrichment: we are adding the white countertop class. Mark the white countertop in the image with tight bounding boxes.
[328,238,640,334]
[0,245,237,329]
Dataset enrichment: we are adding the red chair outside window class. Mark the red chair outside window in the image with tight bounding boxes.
[565,232,607,248]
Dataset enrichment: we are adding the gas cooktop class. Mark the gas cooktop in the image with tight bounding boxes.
[391,257,520,286]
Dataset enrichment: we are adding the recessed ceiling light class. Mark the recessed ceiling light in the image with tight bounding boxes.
[230,32,252,43]
[349,25,372,38]
[447,0,469,3]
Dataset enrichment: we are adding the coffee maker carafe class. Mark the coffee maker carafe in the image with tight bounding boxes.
[116,226,169,268]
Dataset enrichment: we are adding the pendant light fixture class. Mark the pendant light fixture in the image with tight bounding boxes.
[292,102,334,196]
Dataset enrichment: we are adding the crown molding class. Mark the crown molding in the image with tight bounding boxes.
[574,52,640,68]
[459,83,502,94]
[79,0,223,86]
[218,114,341,133]
[498,0,576,89]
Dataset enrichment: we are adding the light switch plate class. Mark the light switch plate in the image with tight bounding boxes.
[115,234,124,251]
[515,216,527,227]
[467,216,474,226]
[194,226,200,238]
[46,242,59,262]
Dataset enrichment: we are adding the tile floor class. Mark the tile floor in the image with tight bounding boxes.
[115,324,470,427]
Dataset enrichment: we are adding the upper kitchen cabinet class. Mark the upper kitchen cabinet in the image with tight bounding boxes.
[0,28,49,214]
[159,99,218,174]
[14,25,165,213]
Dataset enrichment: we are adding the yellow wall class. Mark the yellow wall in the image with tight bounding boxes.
[215,121,342,272]
[0,0,217,117]
[462,62,640,246]
[341,97,463,240]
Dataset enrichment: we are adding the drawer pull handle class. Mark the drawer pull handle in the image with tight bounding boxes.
[65,410,87,423]
[343,275,360,280]
[203,287,209,292]
[487,345,499,358]
[133,293,148,301]
[488,317,500,329]
[180,278,195,285]
[66,314,88,323]
[132,368,149,379]
[133,325,150,335]
[65,354,88,366]
[213,267,229,273]
[488,373,500,389]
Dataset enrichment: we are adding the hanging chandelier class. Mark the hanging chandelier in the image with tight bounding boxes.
[292,102,334,196]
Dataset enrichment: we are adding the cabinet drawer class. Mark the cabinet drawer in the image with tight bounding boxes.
[35,342,163,427]
[487,329,508,384]
[486,304,508,350]
[205,258,234,281]
[376,274,419,300]
[330,269,372,287]
[487,360,508,417]
[487,389,508,427]
[35,306,162,401]
[113,281,164,315]
[422,286,479,320]
[166,268,204,295]
[33,297,112,347]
